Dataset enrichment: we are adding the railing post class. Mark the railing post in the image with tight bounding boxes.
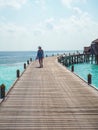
[88,74,92,84]
[24,63,26,69]
[27,60,29,65]
[17,69,20,78]
[0,84,5,98]
[71,65,74,72]
[30,58,32,62]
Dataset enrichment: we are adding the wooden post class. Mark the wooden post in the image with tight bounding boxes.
[84,54,86,62]
[88,74,92,85]
[96,55,98,64]
[77,55,79,64]
[17,69,20,78]
[27,60,29,65]
[30,58,32,62]
[71,65,74,72]
[72,56,73,64]
[91,54,93,64]
[0,84,5,98]
[24,63,26,69]
[85,54,87,63]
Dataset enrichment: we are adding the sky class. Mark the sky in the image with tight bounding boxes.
[0,0,98,51]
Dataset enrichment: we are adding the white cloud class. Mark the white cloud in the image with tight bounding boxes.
[31,18,55,36]
[0,0,27,9]
[61,0,87,8]
[0,22,27,35]
[54,12,98,49]
[44,18,55,30]
[34,0,46,10]
[0,11,98,51]
[73,7,82,15]
[0,22,34,51]
[31,11,98,50]
[61,0,73,8]
[35,0,45,4]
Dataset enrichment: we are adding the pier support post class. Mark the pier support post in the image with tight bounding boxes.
[0,84,5,98]
[88,74,92,85]
[17,69,20,78]
[24,63,26,69]
[77,55,79,64]
[96,55,98,64]
[71,65,74,72]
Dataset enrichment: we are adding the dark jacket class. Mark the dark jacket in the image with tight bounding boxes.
[37,49,44,59]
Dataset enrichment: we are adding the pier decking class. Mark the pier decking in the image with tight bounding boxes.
[0,56,98,129]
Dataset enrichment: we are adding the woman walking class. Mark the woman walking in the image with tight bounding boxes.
[36,46,44,68]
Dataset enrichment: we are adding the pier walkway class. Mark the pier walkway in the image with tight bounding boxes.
[0,56,98,129]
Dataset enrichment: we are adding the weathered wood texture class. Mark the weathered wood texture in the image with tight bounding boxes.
[0,57,98,130]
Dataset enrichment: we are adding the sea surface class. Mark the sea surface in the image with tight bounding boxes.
[0,51,70,92]
[0,50,98,92]
[68,63,98,89]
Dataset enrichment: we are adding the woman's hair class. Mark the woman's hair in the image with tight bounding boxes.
[38,46,41,49]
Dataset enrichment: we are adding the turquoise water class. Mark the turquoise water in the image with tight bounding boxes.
[0,51,36,92]
[0,51,69,92]
[1,50,98,92]
[68,63,98,89]
[0,63,24,91]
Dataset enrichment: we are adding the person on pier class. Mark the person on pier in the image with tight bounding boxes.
[36,46,44,68]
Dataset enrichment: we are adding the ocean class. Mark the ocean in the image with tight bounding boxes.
[68,63,98,89]
[0,51,67,92]
[0,50,98,92]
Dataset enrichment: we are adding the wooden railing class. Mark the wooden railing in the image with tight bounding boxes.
[58,53,96,67]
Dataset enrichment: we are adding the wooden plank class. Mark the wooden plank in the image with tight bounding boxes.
[0,56,98,130]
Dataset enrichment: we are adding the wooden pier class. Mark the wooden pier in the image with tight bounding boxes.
[0,56,98,129]
[58,53,96,66]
